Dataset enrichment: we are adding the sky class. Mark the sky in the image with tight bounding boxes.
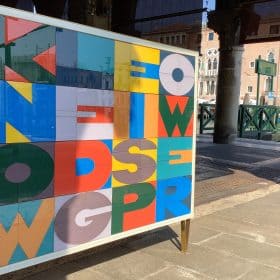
[204,0,216,11]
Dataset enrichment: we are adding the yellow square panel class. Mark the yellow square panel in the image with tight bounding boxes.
[114,41,160,94]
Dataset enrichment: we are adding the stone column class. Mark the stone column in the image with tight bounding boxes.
[208,10,244,144]
[213,45,244,143]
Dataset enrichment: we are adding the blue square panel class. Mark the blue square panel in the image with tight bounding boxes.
[3,82,55,143]
[56,28,78,68]
[31,84,56,142]
[156,176,192,222]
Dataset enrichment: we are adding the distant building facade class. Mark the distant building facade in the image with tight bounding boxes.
[198,27,280,104]
[197,1,280,103]
[241,41,280,104]
[198,26,219,101]
[241,8,280,104]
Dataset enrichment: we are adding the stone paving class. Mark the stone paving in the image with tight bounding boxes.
[4,135,280,280]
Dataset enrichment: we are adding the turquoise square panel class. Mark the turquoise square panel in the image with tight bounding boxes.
[157,137,193,180]
[77,33,114,74]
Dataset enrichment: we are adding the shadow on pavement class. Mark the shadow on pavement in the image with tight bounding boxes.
[4,227,180,280]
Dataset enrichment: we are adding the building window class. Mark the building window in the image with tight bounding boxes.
[208,32,214,41]
[160,37,164,43]
[210,81,215,95]
[213,58,218,70]
[269,25,280,35]
[268,52,275,63]
[182,35,186,44]
[265,77,272,92]
[206,81,210,94]
[248,86,253,93]
[250,61,255,68]
[200,61,204,71]
[171,36,175,45]
[199,82,203,96]
[166,37,170,44]
[176,35,180,44]
[208,59,212,71]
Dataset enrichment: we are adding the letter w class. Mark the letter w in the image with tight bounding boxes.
[159,96,194,137]
[0,199,54,266]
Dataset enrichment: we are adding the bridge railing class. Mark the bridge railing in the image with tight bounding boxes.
[199,104,280,140]
[199,103,216,134]
[239,105,280,139]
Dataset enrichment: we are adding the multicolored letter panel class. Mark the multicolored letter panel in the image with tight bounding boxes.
[0,14,196,272]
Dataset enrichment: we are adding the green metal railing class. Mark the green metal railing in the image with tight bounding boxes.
[199,104,280,140]
[239,105,280,139]
[199,104,216,134]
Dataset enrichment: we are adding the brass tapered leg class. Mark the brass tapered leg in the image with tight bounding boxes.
[181,220,190,253]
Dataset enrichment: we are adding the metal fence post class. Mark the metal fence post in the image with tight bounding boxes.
[258,107,263,140]
[239,105,244,138]
[199,104,204,134]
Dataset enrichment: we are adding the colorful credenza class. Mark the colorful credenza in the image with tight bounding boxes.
[0,6,197,274]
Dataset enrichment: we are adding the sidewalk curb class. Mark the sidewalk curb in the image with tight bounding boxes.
[197,135,280,151]
[198,155,252,169]
[195,183,280,219]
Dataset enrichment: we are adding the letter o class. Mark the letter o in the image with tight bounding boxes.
[0,143,53,203]
[159,54,195,96]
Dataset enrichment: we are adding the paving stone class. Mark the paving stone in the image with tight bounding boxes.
[195,214,280,246]
[214,199,280,229]
[93,250,170,280]
[189,225,221,244]
[183,244,255,280]
[238,265,280,280]
[65,269,114,280]
[144,265,214,280]
[201,233,280,269]
[126,236,255,280]
[23,268,65,280]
